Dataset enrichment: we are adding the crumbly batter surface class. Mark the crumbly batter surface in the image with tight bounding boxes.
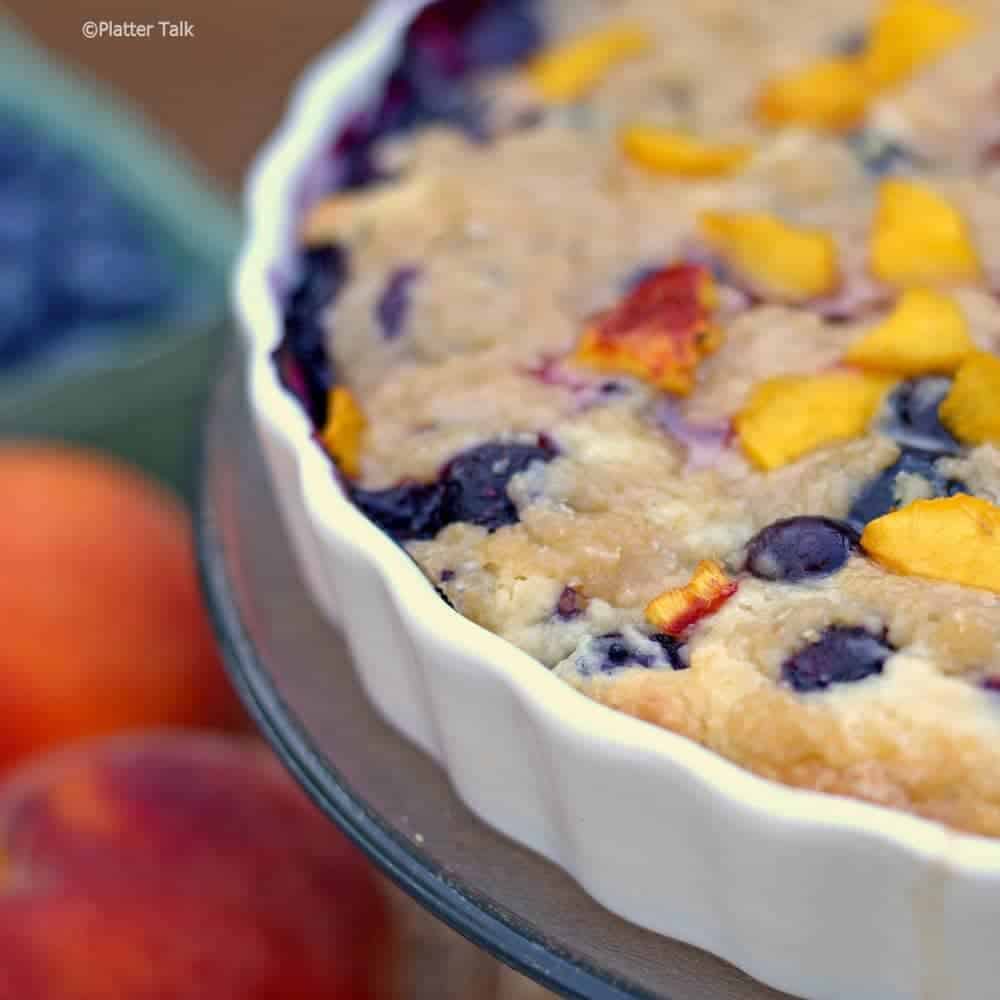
[310,0,1000,835]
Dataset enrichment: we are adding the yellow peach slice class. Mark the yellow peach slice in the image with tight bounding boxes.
[620,125,752,178]
[939,352,1000,445]
[844,288,975,375]
[320,387,366,479]
[699,211,839,303]
[756,57,871,132]
[862,0,976,89]
[870,180,981,287]
[862,495,1000,594]
[736,372,895,471]
[526,22,651,102]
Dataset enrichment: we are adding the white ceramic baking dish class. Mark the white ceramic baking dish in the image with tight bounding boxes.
[235,4,1000,997]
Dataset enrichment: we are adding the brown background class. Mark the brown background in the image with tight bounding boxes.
[7,0,371,191]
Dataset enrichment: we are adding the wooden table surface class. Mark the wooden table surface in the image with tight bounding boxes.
[7,0,369,191]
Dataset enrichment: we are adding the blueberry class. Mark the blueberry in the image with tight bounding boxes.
[463,1,543,69]
[745,517,860,582]
[0,173,51,250]
[650,632,686,669]
[53,231,176,322]
[879,377,961,455]
[846,128,924,177]
[847,450,967,528]
[440,439,557,532]
[0,257,49,363]
[273,244,349,427]
[0,123,75,187]
[349,481,449,542]
[601,635,632,667]
[376,266,421,339]
[782,626,895,692]
[61,172,149,245]
[0,115,40,178]
[982,676,1000,693]
[576,631,686,676]
[350,437,556,543]
[333,0,543,191]
[406,5,469,79]
[400,7,497,141]
[336,76,424,190]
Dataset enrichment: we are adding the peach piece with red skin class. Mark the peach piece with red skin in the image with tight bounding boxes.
[0,732,393,1000]
[0,445,247,773]
[572,263,721,395]
[645,560,739,637]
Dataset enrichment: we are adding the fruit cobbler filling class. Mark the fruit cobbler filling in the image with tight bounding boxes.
[276,0,1000,835]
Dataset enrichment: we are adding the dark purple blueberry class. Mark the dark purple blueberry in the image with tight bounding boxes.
[273,245,349,428]
[336,75,424,190]
[335,126,387,192]
[349,480,449,542]
[399,8,491,142]
[440,569,455,582]
[879,377,961,455]
[332,0,545,191]
[745,517,859,582]
[440,439,557,532]
[846,129,924,177]
[350,436,556,543]
[782,626,894,692]
[556,586,585,620]
[982,676,1000,693]
[847,450,967,529]
[376,266,421,339]
[601,635,632,668]
[463,1,544,69]
[576,631,686,676]
[406,4,471,78]
[650,632,686,670]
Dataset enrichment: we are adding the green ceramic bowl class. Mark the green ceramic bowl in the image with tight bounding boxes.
[0,17,241,500]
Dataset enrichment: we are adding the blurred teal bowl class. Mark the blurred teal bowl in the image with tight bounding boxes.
[0,17,241,500]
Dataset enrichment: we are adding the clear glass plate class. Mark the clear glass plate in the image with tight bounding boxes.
[195,358,798,1000]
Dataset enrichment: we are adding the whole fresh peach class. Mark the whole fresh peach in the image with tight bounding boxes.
[0,731,393,999]
[0,444,245,771]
